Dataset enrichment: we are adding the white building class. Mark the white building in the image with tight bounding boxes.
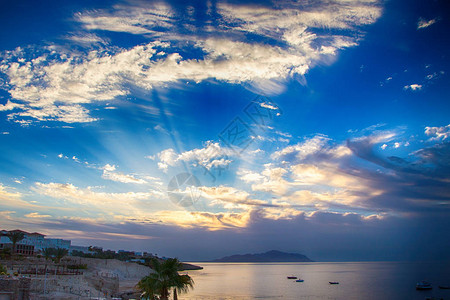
[0,230,71,254]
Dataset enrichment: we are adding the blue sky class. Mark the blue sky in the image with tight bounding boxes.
[0,0,449,261]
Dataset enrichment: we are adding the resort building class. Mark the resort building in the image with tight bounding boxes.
[0,229,72,255]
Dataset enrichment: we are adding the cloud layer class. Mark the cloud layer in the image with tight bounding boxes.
[0,0,381,124]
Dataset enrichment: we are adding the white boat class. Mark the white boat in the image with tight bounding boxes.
[416,281,432,290]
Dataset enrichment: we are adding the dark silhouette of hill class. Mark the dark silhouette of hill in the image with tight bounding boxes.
[212,250,313,262]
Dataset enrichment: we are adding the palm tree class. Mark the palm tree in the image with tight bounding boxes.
[42,248,54,261]
[55,248,68,263]
[6,231,25,255]
[137,258,194,300]
[137,271,164,300]
[172,274,194,300]
[0,247,11,260]
[42,248,54,275]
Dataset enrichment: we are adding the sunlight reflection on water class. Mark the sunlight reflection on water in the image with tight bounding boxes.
[181,262,450,300]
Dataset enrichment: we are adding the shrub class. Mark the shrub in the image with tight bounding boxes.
[67,264,88,270]
[0,263,7,275]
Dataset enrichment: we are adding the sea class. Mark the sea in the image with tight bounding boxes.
[180,261,450,300]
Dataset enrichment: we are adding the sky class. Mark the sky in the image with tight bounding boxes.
[0,0,449,262]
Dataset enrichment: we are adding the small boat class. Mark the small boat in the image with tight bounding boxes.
[329,282,339,285]
[295,279,304,282]
[287,276,297,279]
[416,281,432,290]
[439,285,450,289]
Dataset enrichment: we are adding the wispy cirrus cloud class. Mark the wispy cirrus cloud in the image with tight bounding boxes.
[24,212,52,218]
[417,17,438,29]
[75,2,175,35]
[0,0,382,125]
[65,33,109,46]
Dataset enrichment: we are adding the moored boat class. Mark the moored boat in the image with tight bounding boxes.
[295,279,304,282]
[287,276,297,279]
[329,282,339,284]
[416,281,432,290]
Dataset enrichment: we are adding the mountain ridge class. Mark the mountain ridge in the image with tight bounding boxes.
[211,250,313,262]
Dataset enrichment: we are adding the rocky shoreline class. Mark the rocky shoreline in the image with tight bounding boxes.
[0,257,202,299]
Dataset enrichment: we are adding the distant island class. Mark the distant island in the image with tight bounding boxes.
[211,250,313,262]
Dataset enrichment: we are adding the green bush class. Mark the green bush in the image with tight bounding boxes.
[67,264,88,270]
[0,263,7,274]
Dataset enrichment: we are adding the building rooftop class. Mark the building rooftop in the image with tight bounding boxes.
[28,232,45,236]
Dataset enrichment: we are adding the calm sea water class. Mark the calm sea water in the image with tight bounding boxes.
[181,262,450,300]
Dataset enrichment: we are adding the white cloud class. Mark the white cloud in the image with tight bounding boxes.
[425,124,450,141]
[178,141,232,169]
[425,71,444,81]
[0,184,22,201]
[101,164,148,184]
[0,183,37,209]
[275,131,292,138]
[271,135,331,160]
[218,2,381,35]
[75,3,175,35]
[146,210,253,230]
[157,148,178,172]
[102,164,116,172]
[248,149,265,155]
[31,182,255,230]
[157,142,232,172]
[240,164,290,196]
[404,84,422,91]
[0,0,382,124]
[200,185,266,207]
[25,212,52,218]
[153,124,170,135]
[238,169,266,183]
[0,42,168,123]
[260,102,279,110]
[57,153,69,159]
[363,130,397,144]
[0,101,25,112]
[238,133,389,209]
[32,182,163,209]
[426,73,437,80]
[417,18,437,29]
[66,33,109,45]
